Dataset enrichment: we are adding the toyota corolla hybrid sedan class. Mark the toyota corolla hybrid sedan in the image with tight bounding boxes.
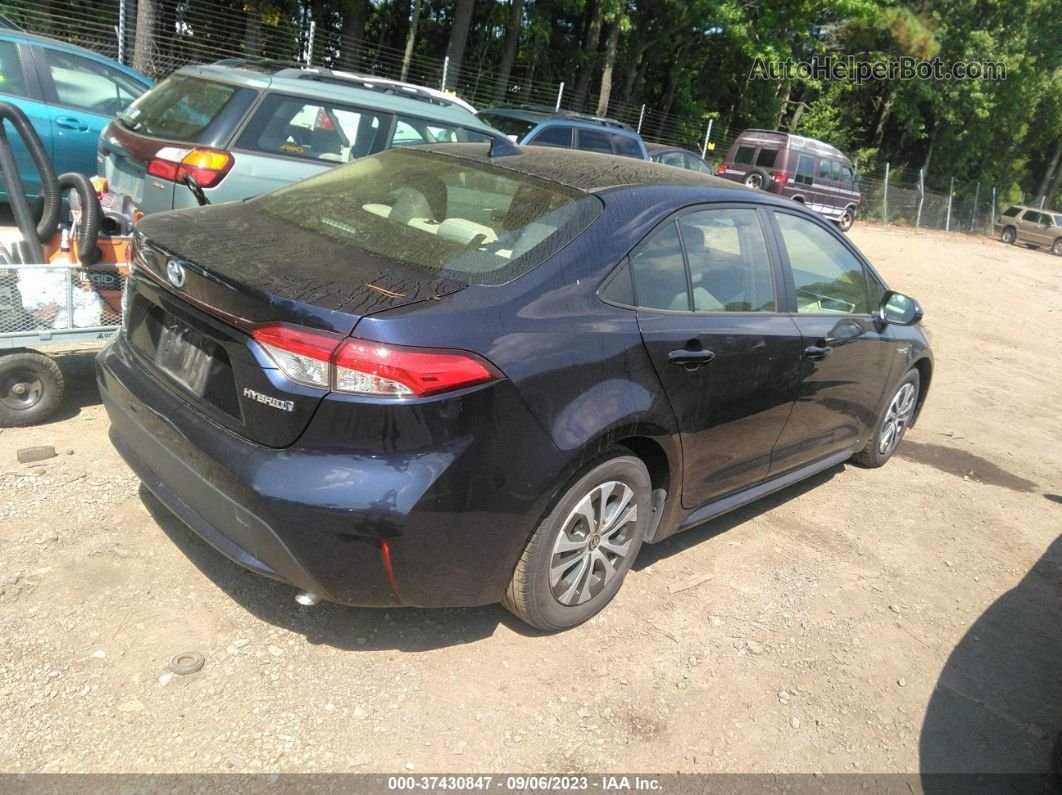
[97,142,932,631]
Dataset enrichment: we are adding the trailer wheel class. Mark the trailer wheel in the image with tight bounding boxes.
[0,352,65,427]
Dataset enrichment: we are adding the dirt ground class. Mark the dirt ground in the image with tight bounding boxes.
[0,222,1059,776]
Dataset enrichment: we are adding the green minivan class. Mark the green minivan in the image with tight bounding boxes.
[97,61,497,214]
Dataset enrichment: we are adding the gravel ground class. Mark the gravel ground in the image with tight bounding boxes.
[0,222,1059,776]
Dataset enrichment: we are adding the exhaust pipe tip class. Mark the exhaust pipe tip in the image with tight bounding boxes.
[295,591,322,607]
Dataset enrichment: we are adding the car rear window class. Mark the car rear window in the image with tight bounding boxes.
[255,147,602,286]
[1001,206,1021,217]
[476,113,535,140]
[733,145,755,165]
[611,134,643,159]
[755,148,778,168]
[118,75,240,142]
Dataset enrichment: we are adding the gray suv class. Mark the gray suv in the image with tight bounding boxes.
[475,107,649,160]
[995,205,1062,255]
[98,61,497,214]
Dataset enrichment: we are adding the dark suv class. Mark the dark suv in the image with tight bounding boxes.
[475,107,649,160]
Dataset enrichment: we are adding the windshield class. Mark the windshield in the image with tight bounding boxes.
[254,147,601,286]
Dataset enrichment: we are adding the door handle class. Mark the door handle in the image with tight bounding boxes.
[56,117,89,132]
[668,348,716,368]
[804,345,833,360]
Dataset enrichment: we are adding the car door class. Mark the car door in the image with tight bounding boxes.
[766,209,897,475]
[0,38,53,196]
[625,206,805,507]
[36,44,148,179]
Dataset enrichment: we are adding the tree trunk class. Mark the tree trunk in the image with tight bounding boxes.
[1045,151,1062,208]
[132,0,157,76]
[339,0,370,72]
[445,0,476,91]
[774,82,790,129]
[492,0,524,103]
[400,0,422,81]
[572,0,603,111]
[1036,138,1062,202]
[871,89,895,148]
[595,17,620,116]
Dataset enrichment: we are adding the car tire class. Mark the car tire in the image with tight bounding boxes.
[502,453,651,631]
[1001,227,1016,244]
[743,169,769,190]
[853,369,920,469]
[1053,238,1062,256]
[837,207,856,232]
[0,351,65,427]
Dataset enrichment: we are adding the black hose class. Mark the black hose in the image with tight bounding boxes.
[0,102,61,245]
[58,172,101,266]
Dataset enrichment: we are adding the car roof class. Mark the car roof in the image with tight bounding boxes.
[0,30,151,81]
[478,107,634,132]
[735,129,848,160]
[645,143,703,157]
[422,142,745,193]
[173,63,493,129]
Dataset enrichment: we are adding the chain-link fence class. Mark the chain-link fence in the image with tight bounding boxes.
[3,0,1033,237]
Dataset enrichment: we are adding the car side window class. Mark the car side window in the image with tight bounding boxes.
[577,128,613,154]
[530,125,573,148]
[629,221,690,311]
[755,148,778,168]
[819,160,832,179]
[42,48,143,116]
[733,145,754,165]
[795,154,815,185]
[237,94,386,162]
[686,154,711,173]
[0,41,29,98]
[611,133,642,159]
[679,209,775,312]
[840,165,854,184]
[774,212,871,315]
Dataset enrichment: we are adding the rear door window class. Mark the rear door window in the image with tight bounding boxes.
[659,152,685,167]
[118,75,241,143]
[611,133,643,158]
[795,154,815,185]
[733,145,754,165]
[576,128,614,154]
[629,221,689,311]
[755,148,778,168]
[679,209,775,312]
[530,125,573,148]
[236,94,387,162]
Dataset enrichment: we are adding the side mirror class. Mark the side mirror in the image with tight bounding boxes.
[879,290,923,326]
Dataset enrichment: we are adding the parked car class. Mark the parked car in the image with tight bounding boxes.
[646,142,713,173]
[994,205,1062,255]
[0,30,151,197]
[475,106,649,159]
[717,129,861,231]
[97,61,497,214]
[97,143,931,631]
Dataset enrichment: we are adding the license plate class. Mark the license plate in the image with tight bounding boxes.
[109,158,144,203]
[156,321,214,396]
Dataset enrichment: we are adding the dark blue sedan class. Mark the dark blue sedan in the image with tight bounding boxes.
[97,143,932,631]
[0,30,151,196]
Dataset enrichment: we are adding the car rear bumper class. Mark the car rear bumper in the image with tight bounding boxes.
[97,333,565,608]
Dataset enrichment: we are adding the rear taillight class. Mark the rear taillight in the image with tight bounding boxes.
[147,147,234,188]
[771,172,788,185]
[251,324,499,397]
[717,164,728,175]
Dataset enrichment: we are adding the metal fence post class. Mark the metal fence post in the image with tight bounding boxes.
[945,176,954,232]
[701,119,713,159]
[555,82,565,112]
[990,186,997,228]
[117,0,126,65]
[305,20,316,65]
[970,181,980,232]
[883,162,889,224]
[440,56,449,91]
[916,168,925,228]
[636,104,645,134]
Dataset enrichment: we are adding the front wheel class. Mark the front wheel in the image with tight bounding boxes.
[853,369,920,468]
[0,352,65,427]
[837,207,856,232]
[502,453,651,631]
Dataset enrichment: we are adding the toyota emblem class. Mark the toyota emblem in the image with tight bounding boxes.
[166,259,186,289]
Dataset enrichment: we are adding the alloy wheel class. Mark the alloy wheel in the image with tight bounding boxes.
[878,382,917,456]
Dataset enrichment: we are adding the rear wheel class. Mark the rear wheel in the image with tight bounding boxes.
[1001,227,1016,244]
[502,453,651,631]
[743,169,769,190]
[0,352,65,427]
[1052,238,1062,256]
[853,369,920,468]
